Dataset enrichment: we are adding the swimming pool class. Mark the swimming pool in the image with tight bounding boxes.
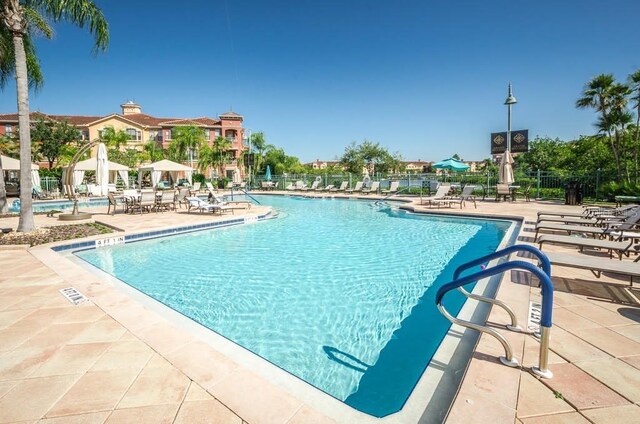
[74,196,512,417]
[9,198,109,213]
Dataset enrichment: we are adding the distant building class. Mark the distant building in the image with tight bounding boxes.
[306,159,342,170]
[0,102,247,179]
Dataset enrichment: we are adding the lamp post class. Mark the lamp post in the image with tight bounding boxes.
[244,128,252,186]
[504,83,517,151]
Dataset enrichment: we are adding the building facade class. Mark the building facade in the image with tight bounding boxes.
[0,102,247,179]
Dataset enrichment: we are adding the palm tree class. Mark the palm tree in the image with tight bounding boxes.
[576,74,629,180]
[200,136,232,179]
[1,0,108,231]
[249,131,266,175]
[0,14,44,213]
[99,126,129,151]
[169,125,205,168]
[629,70,640,182]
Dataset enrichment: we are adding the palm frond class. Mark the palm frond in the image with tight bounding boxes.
[32,0,109,52]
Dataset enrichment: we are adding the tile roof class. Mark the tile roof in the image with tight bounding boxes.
[0,112,226,128]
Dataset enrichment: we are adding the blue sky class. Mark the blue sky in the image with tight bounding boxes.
[1,0,639,162]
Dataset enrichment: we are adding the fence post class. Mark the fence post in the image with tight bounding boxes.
[595,168,600,202]
[536,169,541,199]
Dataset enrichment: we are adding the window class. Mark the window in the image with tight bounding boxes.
[214,128,221,137]
[5,124,13,134]
[126,128,141,141]
[166,130,172,140]
[204,129,210,140]
[225,130,235,141]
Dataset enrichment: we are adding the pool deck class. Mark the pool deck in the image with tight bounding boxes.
[1,192,639,423]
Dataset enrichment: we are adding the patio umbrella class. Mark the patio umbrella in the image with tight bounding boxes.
[96,142,109,196]
[499,150,514,184]
[265,165,272,181]
[432,158,470,172]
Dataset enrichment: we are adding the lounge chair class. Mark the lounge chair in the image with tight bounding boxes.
[331,182,348,192]
[192,182,202,193]
[345,181,363,194]
[543,251,640,286]
[538,234,633,260]
[318,184,334,192]
[205,182,217,193]
[32,186,54,200]
[301,180,321,191]
[186,197,234,214]
[420,185,451,206]
[534,212,640,241]
[381,181,400,195]
[210,193,251,209]
[432,185,477,209]
[537,205,637,220]
[362,181,380,195]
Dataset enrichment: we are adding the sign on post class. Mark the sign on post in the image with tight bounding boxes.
[491,129,529,154]
[491,132,508,154]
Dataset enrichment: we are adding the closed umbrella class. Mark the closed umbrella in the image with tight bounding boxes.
[96,142,109,196]
[499,150,514,185]
[265,165,272,181]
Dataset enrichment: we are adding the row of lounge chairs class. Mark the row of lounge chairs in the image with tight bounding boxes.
[534,204,640,285]
[283,180,400,195]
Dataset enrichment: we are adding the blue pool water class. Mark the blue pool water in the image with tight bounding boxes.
[75,196,511,417]
[9,198,109,213]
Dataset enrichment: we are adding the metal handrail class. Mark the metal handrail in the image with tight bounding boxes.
[452,244,551,332]
[436,257,554,378]
[229,187,261,205]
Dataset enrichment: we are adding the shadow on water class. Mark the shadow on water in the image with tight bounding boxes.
[322,346,371,373]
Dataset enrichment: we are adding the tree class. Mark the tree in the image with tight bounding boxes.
[576,74,632,181]
[249,131,267,175]
[0,7,45,213]
[99,126,129,150]
[515,137,572,172]
[628,70,640,182]
[33,118,78,169]
[169,125,205,167]
[198,136,231,178]
[143,140,165,163]
[339,140,402,174]
[0,0,108,231]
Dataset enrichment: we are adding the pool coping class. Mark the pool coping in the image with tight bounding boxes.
[29,197,524,423]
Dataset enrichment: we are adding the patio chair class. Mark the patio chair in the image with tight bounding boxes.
[130,190,156,214]
[192,182,202,193]
[420,185,451,206]
[345,181,363,194]
[155,189,176,212]
[381,181,400,195]
[431,185,477,209]
[32,186,54,200]
[175,188,190,209]
[205,181,217,193]
[362,181,380,195]
[107,192,125,215]
[543,251,640,286]
[538,234,633,260]
[331,182,348,192]
[495,184,513,201]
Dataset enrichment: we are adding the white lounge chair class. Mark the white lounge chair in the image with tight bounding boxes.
[362,181,380,195]
[420,185,451,206]
[381,181,400,195]
[186,197,233,214]
[345,181,363,194]
[431,185,477,209]
[331,182,348,192]
[544,251,640,286]
[538,234,633,260]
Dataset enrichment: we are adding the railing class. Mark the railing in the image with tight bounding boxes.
[435,245,553,378]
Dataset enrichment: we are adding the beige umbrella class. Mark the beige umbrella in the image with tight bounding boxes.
[499,150,514,184]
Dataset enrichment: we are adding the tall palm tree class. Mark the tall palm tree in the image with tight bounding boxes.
[629,70,640,182]
[576,74,628,180]
[201,136,232,178]
[249,131,266,175]
[0,15,44,213]
[169,125,205,168]
[1,0,108,231]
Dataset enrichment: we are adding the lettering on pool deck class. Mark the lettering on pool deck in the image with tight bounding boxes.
[95,236,125,248]
[59,287,87,305]
[528,301,541,333]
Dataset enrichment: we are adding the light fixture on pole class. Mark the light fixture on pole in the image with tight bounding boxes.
[504,83,517,151]
[244,128,252,185]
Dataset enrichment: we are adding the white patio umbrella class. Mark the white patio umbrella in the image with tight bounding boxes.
[499,150,515,185]
[96,143,109,196]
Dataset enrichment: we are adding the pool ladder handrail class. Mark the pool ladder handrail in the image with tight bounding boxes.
[435,244,553,378]
[374,186,412,206]
[229,187,262,205]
